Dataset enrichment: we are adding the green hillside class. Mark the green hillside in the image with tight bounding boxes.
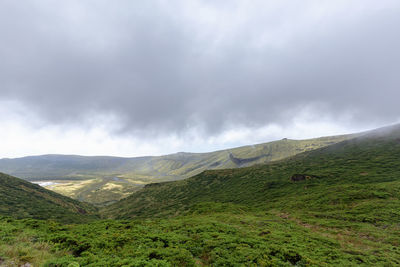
[0,134,352,204]
[1,125,400,265]
[0,172,97,223]
[103,126,400,219]
[94,125,400,264]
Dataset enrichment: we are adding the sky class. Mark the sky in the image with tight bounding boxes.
[0,0,399,158]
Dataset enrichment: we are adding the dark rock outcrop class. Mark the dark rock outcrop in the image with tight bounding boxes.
[290,174,318,182]
[229,152,270,166]
[144,182,162,188]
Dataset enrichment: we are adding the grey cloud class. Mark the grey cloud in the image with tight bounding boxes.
[0,0,400,136]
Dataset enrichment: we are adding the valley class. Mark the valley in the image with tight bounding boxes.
[1,125,400,265]
[0,134,353,205]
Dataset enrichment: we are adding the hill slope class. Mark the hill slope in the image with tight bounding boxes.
[94,125,400,265]
[1,125,400,266]
[0,134,352,204]
[103,124,400,220]
[0,172,96,223]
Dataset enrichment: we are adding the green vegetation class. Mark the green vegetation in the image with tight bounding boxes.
[2,125,400,265]
[0,173,97,223]
[0,134,352,204]
[3,205,395,267]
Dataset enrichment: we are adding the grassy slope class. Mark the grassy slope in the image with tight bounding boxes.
[130,135,352,180]
[0,173,97,223]
[102,126,399,218]
[0,135,351,204]
[1,126,400,266]
[94,125,400,264]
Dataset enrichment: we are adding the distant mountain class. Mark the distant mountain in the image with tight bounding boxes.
[0,154,135,180]
[102,124,400,219]
[0,134,352,204]
[0,172,96,223]
[0,135,353,181]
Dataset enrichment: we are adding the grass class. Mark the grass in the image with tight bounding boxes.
[48,178,143,206]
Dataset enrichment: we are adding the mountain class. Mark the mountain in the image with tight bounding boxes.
[0,134,352,204]
[0,172,97,223]
[102,124,400,220]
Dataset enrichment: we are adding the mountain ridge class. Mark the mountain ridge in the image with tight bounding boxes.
[0,133,354,204]
[102,123,400,219]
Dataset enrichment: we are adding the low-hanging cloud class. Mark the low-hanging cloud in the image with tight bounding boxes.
[0,0,399,137]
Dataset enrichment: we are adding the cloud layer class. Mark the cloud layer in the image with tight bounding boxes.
[0,1,399,156]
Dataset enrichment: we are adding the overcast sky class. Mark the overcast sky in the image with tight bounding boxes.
[0,0,399,158]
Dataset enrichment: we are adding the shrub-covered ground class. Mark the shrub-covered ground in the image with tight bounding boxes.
[2,201,399,266]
